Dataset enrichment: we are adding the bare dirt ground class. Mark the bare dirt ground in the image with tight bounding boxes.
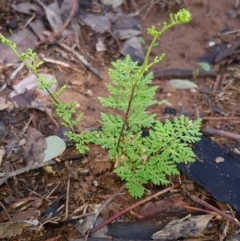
[1,0,240,240]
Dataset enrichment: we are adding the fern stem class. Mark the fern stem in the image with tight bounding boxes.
[0,35,59,104]
[116,22,178,152]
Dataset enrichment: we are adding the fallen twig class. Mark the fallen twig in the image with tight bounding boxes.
[0,155,85,187]
[20,181,52,202]
[59,42,102,80]
[190,194,240,227]
[90,184,179,234]
[0,160,56,186]
[212,73,223,93]
[41,54,85,73]
[65,171,71,220]
[8,62,25,84]
[202,128,240,140]
[153,68,217,79]
[192,116,240,121]
[0,201,12,222]
[184,205,218,215]
[83,185,126,241]
[94,184,126,222]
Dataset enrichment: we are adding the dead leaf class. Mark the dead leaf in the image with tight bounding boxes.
[120,37,144,64]
[43,136,66,162]
[10,74,58,98]
[11,91,36,108]
[29,19,48,41]
[43,2,63,33]
[82,13,110,33]
[116,29,142,40]
[0,29,37,64]
[23,127,46,166]
[112,15,141,40]
[152,214,214,240]
[11,209,40,222]
[0,221,32,239]
[11,3,41,15]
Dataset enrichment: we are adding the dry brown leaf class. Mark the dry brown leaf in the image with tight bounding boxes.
[152,214,214,239]
[23,127,46,166]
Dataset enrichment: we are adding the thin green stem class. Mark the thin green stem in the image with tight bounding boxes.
[116,22,179,153]
[0,35,59,104]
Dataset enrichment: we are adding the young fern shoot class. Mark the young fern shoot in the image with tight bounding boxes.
[0,9,201,198]
[0,34,90,154]
[91,9,201,198]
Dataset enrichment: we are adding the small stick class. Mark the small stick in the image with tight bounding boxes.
[12,196,57,202]
[212,73,223,93]
[70,211,95,220]
[128,3,149,17]
[41,55,84,72]
[153,68,217,79]
[84,185,125,241]
[8,62,25,84]
[59,42,102,80]
[0,156,85,187]
[46,183,60,199]
[0,160,57,186]
[20,182,51,202]
[0,201,12,222]
[91,184,179,234]
[65,173,71,220]
[184,205,217,215]
[189,194,240,227]
[202,128,240,140]
[93,184,126,225]
[191,116,240,121]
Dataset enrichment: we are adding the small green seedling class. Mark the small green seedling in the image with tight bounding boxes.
[89,9,201,197]
[0,36,90,154]
[0,9,201,198]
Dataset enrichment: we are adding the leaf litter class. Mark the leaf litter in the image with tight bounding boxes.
[0,0,240,240]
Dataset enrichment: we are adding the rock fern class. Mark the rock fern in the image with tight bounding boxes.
[0,9,201,198]
[90,9,201,198]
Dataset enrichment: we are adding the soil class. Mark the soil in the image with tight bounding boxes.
[1,0,240,240]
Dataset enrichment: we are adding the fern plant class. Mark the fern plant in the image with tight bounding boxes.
[90,9,202,197]
[0,35,90,154]
[0,9,202,198]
